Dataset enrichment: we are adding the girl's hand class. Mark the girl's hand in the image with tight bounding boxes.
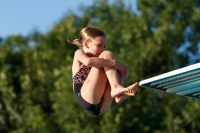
[115,60,129,76]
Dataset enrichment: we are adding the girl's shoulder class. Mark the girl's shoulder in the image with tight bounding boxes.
[74,49,86,58]
[74,49,83,55]
[76,48,83,52]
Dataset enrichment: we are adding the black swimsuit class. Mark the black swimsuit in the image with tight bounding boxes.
[72,65,103,115]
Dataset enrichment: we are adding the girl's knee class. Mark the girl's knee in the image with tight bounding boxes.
[99,50,115,59]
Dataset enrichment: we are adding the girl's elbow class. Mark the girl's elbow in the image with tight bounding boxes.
[84,59,92,66]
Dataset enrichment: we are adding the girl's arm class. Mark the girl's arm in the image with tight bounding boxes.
[74,49,129,75]
[74,49,116,68]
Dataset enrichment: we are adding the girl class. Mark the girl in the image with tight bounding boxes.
[70,26,139,115]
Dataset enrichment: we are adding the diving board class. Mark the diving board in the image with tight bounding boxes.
[139,62,200,100]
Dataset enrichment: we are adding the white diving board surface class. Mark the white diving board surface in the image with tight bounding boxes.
[139,62,200,100]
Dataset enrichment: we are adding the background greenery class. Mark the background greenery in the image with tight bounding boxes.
[0,0,200,132]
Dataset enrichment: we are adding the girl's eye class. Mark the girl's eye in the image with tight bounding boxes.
[98,44,106,48]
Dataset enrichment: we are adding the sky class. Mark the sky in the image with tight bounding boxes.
[0,0,137,38]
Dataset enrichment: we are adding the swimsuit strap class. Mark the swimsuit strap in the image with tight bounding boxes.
[72,65,91,84]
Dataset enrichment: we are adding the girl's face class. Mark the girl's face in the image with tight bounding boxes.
[85,36,106,57]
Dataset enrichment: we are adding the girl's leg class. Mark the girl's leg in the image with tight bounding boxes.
[99,81,113,114]
[81,66,108,104]
[99,51,138,113]
[80,51,116,105]
[114,70,138,103]
[81,50,138,105]
[101,51,138,98]
[114,70,129,103]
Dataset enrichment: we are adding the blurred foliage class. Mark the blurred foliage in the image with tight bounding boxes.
[0,0,200,132]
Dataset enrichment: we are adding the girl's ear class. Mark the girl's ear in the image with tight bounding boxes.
[83,41,89,48]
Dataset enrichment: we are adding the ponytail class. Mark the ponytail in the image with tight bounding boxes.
[67,38,83,48]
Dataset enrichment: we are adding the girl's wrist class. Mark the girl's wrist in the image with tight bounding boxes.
[112,59,117,67]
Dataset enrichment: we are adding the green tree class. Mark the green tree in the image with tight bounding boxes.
[0,0,200,132]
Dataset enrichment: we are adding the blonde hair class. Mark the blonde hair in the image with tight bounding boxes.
[69,26,106,48]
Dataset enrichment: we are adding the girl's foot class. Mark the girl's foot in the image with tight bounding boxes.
[110,82,139,98]
[125,82,139,96]
[115,94,129,103]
